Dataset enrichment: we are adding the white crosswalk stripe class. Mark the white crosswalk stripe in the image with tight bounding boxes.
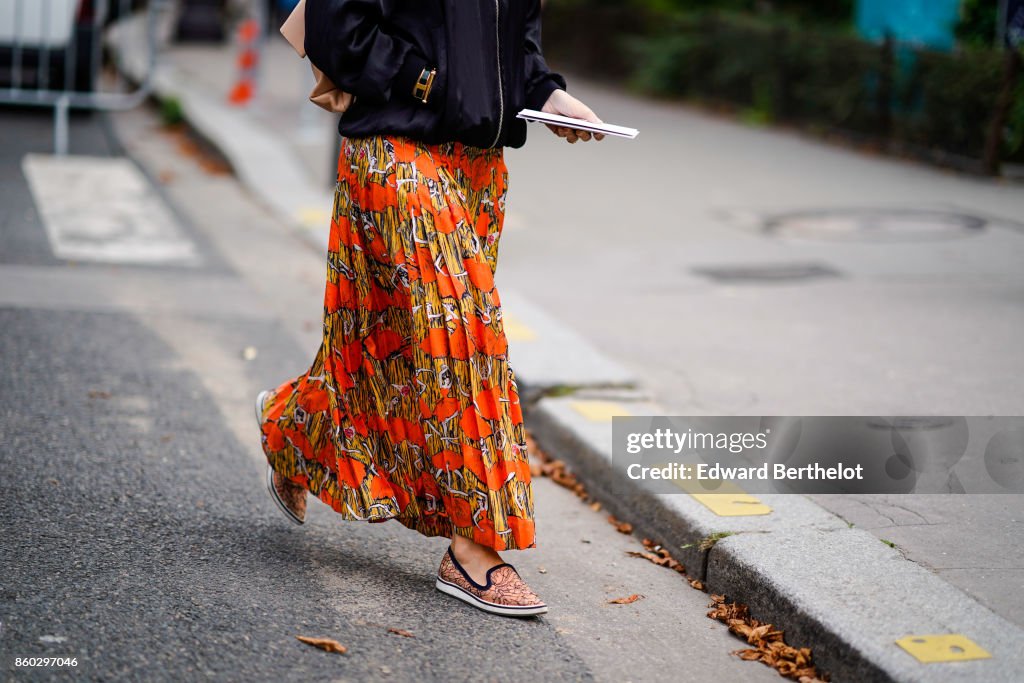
[22,154,200,266]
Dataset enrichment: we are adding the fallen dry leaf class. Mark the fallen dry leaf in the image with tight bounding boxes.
[166,129,232,176]
[198,157,231,176]
[607,514,633,534]
[295,636,347,654]
[387,628,414,638]
[88,390,111,399]
[527,431,603,506]
[689,578,705,591]
[176,137,200,158]
[608,594,644,605]
[625,541,686,575]
[627,550,664,564]
[707,596,828,682]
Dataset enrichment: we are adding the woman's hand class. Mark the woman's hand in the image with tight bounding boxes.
[541,89,605,143]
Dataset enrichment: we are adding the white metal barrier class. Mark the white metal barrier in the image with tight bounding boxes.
[0,0,167,154]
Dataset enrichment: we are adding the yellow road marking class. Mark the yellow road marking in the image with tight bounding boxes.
[569,400,633,422]
[297,207,331,228]
[895,634,991,663]
[666,475,774,516]
[502,314,537,341]
[689,493,773,516]
[671,476,746,496]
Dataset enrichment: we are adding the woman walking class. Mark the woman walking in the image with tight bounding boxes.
[255,0,602,617]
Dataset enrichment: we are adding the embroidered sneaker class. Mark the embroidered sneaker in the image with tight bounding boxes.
[255,390,307,525]
[265,466,306,525]
[435,546,548,617]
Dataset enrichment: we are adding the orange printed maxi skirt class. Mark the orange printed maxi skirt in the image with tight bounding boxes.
[257,135,535,551]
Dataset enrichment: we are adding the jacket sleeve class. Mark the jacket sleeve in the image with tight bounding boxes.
[523,0,567,111]
[304,0,432,105]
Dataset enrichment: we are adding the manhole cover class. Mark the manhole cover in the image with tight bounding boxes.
[692,262,842,283]
[764,209,985,242]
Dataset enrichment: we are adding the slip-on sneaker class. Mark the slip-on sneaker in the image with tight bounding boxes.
[254,389,271,424]
[435,546,548,617]
[255,389,306,526]
[265,465,306,525]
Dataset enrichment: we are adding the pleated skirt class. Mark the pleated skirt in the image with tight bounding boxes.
[257,135,535,551]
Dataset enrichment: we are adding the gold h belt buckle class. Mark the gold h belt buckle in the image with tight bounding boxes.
[413,68,437,104]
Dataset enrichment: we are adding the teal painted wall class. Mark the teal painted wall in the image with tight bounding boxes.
[856,0,962,50]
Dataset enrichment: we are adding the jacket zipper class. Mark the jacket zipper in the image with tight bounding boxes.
[490,0,504,149]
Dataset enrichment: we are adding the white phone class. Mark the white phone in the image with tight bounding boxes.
[516,109,639,139]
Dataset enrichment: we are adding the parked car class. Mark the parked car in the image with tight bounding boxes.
[0,0,99,92]
[0,0,145,93]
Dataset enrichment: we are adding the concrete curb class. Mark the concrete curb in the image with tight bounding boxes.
[710,529,1024,683]
[526,395,1024,682]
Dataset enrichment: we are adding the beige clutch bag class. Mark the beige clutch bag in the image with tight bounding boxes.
[280,0,354,113]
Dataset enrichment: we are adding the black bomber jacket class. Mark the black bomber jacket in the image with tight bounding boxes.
[304,0,567,149]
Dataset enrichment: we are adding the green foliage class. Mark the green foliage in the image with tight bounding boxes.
[783,31,884,132]
[956,0,999,47]
[1008,75,1024,155]
[159,96,184,126]
[544,384,581,397]
[698,531,735,551]
[543,1,1024,165]
[900,46,1005,155]
[624,0,854,24]
[624,11,884,131]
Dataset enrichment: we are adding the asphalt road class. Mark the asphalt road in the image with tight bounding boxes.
[0,105,780,682]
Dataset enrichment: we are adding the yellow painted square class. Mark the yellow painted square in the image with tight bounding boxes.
[690,493,773,516]
[662,467,773,516]
[502,314,537,341]
[297,207,331,228]
[895,634,991,663]
[569,400,633,422]
[672,476,748,496]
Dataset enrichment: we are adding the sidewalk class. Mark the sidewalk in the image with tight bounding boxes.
[108,14,1024,682]
[170,37,340,194]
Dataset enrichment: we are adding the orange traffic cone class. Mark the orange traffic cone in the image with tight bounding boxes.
[228,18,260,106]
